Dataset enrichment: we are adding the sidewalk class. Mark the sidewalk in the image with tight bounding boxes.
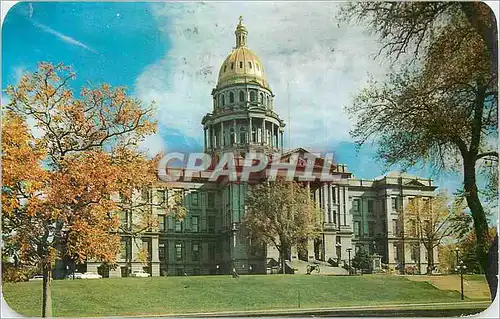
[114,301,492,318]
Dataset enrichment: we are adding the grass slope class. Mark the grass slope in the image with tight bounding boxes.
[3,275,473,317]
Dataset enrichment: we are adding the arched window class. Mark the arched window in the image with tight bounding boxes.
[231,63,234,69]
[259,93,264,104]
[250,91,256,102]
[267,96,271,107]
[222,94,225,106]
[239,91,245,102]
[229,92,234,103]
[240,61,243,68]
[248,62,252,69]
[224,65,227,72]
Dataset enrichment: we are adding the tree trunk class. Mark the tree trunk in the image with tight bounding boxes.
[427,245,434,275]
[463,157,495,299]
[42,261,52,317]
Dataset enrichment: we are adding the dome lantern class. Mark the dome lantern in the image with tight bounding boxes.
[235,15,247,48]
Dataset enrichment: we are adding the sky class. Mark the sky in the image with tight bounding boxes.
[1,2,468,197]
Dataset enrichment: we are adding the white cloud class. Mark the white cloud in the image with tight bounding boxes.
[31,20,98,54]
[135,2,388,152]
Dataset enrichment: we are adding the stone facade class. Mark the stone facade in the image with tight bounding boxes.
[83,18,439,277]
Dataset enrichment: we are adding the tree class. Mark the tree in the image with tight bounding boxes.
[2,62,157,317]
[341,2,497,298]
[242,179,320,274]
[456,227,497,275]
[403,192,466,274]
[352,248,371,274]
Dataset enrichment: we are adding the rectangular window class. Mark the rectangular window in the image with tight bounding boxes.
[394,244,399,261]
[159,215,165,232]
[175,242,183,261]
[368,221,375,237]
[207,192,215,208]
[159,243,165,261]
[354,221,361,237]
[191,193,199,206]
[411,245,418,262]
[175,220,183,233]
[208,216,215,232]
[391,197,397,210]
[231,62,234,69]
[120,238,131,260]
[409,219,417,237]
[367,199,374,214]
[392,219,398,235]
[192,242,200,261]
[352,199,360,213]
[192,216,199,233]
[239,61,243,68]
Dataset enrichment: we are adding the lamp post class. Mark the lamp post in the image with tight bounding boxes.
[455,260,467,300]
[216,264,219,275]
[455,247,460,270]
[347,248,352,275]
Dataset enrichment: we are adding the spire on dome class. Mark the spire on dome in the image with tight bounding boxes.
[235,15,247,48]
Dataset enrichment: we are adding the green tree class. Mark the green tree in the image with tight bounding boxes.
[352,248,371,274]
[341,2,497,298]
[242,179,320,274]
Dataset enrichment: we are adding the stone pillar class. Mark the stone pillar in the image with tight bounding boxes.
[322,184,328,222]
[203,128,207,152]
[271,123,275,149]
[328,183,333,224]
[262,119,266,145]
[324,234,335,261]
[280,131,284,151]
[307,238,315,261]
[220,121,224,148]
[249,117,253,143]
[233,120,237,145]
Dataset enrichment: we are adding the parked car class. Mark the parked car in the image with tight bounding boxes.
[66,272,84,279]
[80,272,102,279]
[29,275,44,281]
[130,270,150,277]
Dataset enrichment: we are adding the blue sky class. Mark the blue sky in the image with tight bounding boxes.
[2,2,469,200]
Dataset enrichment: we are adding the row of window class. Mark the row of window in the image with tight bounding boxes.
[222,60,260,72]
[353,220,379,238]
[159,241,217,262]
[153,190,216,208]
[352,197,430,214]
[215,90,271,109]
[210,126,279,148]
[158,216,216,233]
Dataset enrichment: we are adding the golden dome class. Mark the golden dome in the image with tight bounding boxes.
[216,17,270,90]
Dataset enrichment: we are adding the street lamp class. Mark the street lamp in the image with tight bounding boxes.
[216,264,219,275]
[455,247,460,270]
[346,248,352,276]
[455,260,467,300]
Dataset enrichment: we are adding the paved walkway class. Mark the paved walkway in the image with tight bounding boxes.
[111,301,492,318]
[404,275,491,300]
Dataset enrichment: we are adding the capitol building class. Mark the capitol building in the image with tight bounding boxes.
[82,17,439,278]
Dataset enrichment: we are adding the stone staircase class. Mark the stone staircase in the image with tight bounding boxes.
[288,259,348,275]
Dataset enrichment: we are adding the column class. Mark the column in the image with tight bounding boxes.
[328,183,334,224]
[262,119,266,145]
[280,131,284,151]
[220,121,224,148]
[322,184,328,223]
[249,117,253,143]
[315,188,320,211]
[231,120,238,144]
[203,128,207,152]
[271,123,275,149]
[151,237,160,276]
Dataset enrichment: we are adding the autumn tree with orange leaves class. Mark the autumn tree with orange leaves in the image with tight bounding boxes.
[2,62,160,317]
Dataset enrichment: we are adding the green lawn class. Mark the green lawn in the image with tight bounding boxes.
[2,274,475,317]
